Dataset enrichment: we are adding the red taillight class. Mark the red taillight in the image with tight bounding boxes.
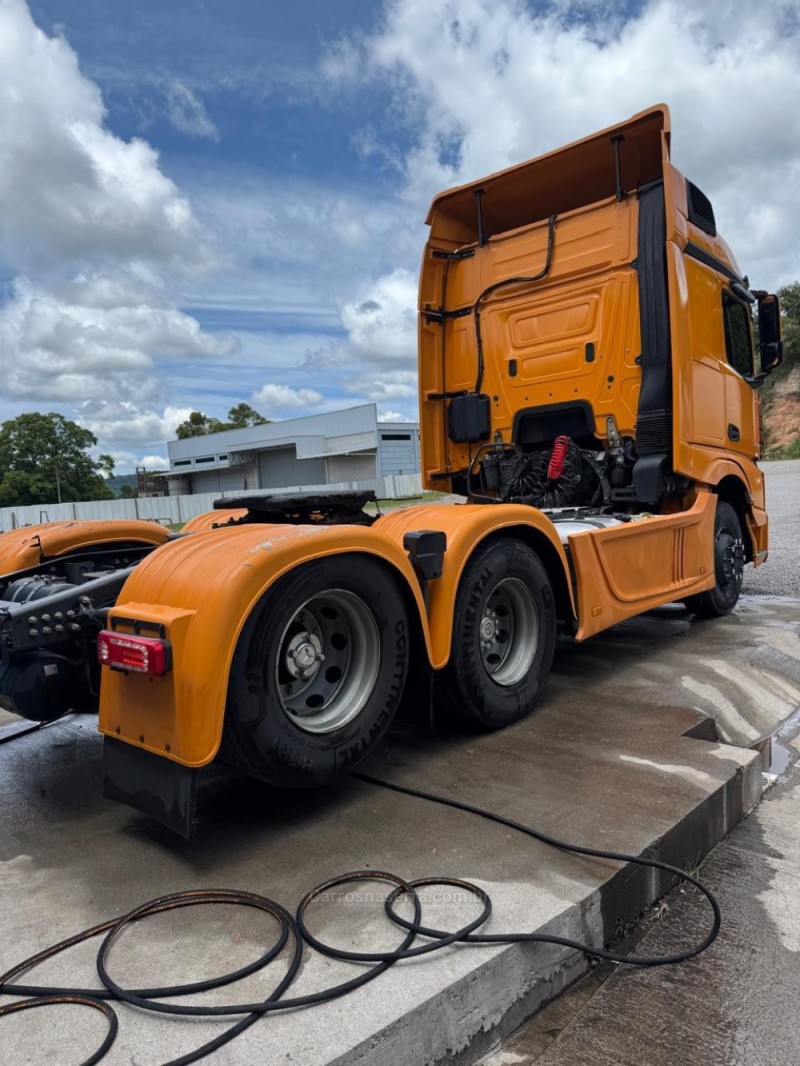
[97,631,170,676]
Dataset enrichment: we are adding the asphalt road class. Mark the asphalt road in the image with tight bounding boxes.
[743,460,800,597]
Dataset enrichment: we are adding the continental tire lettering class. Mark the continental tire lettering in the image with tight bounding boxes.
[466,565,493,626]
[394,619,407,678]
[270,737,314,773]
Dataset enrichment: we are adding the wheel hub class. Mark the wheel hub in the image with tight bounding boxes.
[285,631,323,679]
[478,577,539,687]
[275,592,380,735]
[721,537,745,583]
[480,612,499,645]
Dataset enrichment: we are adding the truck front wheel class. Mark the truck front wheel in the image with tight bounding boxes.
[222,557,409,788]
[437,538,556,730]
[683,500,745,618]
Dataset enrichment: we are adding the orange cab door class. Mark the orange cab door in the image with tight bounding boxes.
[682,257,758,458]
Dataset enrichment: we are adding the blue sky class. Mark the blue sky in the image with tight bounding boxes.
[1,0,798,470]
[29,1,394,182]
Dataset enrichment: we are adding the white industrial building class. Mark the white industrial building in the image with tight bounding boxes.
[160,404,420,496]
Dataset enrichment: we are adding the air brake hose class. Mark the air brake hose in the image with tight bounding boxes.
[547,434,570,481]
[0,770,721,1066]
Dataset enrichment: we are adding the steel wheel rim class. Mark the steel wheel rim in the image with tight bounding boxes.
[478,577,539,686]
[716,528,744,596]
[275,589,380,734]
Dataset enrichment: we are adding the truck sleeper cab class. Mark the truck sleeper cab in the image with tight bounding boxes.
[0,105,782,835]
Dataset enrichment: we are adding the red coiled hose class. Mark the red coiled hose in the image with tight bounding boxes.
[547,435,570,480]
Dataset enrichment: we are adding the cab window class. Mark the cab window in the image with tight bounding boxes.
[722,296,753,378]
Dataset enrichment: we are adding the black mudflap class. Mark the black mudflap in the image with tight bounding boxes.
[102,736,197,838]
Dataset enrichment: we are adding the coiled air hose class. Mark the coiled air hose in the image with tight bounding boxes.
[0,769,721,1066]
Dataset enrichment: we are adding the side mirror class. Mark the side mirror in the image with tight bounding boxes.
[757,293,783,375]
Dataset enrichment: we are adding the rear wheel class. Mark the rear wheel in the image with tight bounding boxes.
[223,556,408,788]
[437,538,556,730]
[683,500,745,618]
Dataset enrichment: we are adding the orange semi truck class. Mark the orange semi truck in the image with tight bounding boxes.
[0,105,783,834]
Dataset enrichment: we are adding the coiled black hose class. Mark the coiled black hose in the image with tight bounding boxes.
[500,439,606,508]
[0,770,721,1066]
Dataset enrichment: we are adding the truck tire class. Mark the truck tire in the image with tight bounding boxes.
[222,556,408,789]
[437,537,556,730]
[683,501,744,618]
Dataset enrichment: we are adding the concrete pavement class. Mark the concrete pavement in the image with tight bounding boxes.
[0,700,760,1066]
[480,745,800,1066]
[2,461,799,1064]
[4,592,799,1065]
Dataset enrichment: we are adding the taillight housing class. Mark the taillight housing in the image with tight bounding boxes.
[97,631,171,676]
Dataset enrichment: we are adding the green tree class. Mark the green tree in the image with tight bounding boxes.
[778,282,800,323]
[226,403,269,429]
[0,412,115,506]
[175,403,269,439]
[777,282,800,368]
[761,282,800,458]
[175,411,227,439]
[119,483,138,499]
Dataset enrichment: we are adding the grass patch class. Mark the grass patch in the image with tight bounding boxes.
[764,437,800,461]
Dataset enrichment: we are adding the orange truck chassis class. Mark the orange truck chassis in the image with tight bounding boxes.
[0,106,782,834]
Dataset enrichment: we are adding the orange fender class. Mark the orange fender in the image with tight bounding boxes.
[0,520,169,575]
[375,503,575,667]
[181,509,248,534]
[698,457,767,563]
[99,523,430,768]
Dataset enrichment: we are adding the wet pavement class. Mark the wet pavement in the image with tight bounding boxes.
[1,461,799,1065]
[480,747,800,1066]
[0,598,787,1066]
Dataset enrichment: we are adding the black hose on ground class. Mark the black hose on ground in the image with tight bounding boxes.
[0,771,721,1066]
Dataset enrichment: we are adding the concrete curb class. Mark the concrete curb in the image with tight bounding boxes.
[332,730,761,1066]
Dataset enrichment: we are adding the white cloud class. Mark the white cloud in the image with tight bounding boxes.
[339,269,418,364]
[378,408,414,422]
[77,401,194,445]
[0,279,237,403]
[331,0,800,288]
[0,1,212,270]
[0,1,236,454]
[103,449,170,474]
[346,370,418,401]
[166,80,219,141]
[140,453,170,471]
[253,383,325,410]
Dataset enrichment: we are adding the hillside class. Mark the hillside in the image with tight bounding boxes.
[763,365,800,457]
[105,473,138,497]
[761,284,800,459]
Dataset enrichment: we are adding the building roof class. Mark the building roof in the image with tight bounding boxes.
[165,403,419,474]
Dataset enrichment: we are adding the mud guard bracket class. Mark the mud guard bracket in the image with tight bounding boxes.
[102,736,196,838]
